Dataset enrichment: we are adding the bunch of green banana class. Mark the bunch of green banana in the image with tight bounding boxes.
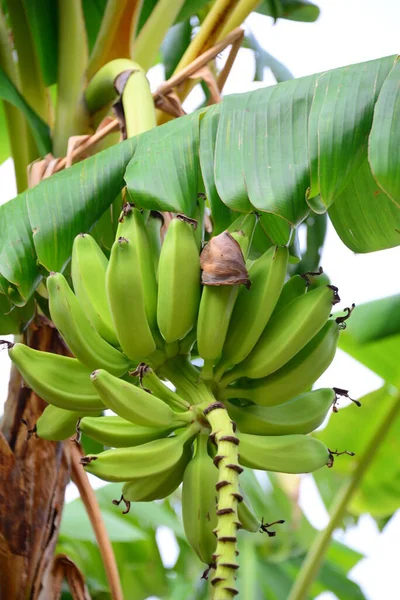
[219,320,339,406]
[81,422,199,482]
[5,206,357,598]
[219,284,339,384]
[47,272,131,376]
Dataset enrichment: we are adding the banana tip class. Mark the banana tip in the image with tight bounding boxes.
[90,370,99,380]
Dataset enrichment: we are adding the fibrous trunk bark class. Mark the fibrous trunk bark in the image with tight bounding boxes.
[0,320,71,599]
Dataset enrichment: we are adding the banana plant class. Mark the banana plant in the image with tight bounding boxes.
[0,1,399,599]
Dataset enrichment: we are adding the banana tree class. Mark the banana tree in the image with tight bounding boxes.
[1,0,400,598]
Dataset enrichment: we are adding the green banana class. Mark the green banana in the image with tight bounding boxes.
[237,496,261,533]
[271,274,307,316]
[91,368,193,428]
[222,285,339,383]
[197,214,256,374]
[226,388,335,436]
[8,343,105,411]
[220,320,339,406]
[217,245,288,372]
[71,233,119,345]
[81,424,199,482]
[79,415,175,447]
[106,236,157,361]
[122,442,193,501]
[146,211,163,273]
[35,405,82,441]
[157,215,201,343]
[182,432,218,564]
[116,205,158,332]
[238,432,330,474]
[47,272,130,376]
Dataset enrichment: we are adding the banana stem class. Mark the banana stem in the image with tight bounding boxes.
[159,356,215,405]
[204,402,241,599]
[288,391,400,600]
[219,367,243,389]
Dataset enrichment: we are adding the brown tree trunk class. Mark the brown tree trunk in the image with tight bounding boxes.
[0,321,71,599]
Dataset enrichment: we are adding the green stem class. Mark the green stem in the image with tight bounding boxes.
[204,401,241,599]
[288,391,400,600]
[0,6,29,191]
[219,366,244,389]
[159,356,215,405]
[131,0,187,71]
[139,367,190,411]
[53,0,89,156]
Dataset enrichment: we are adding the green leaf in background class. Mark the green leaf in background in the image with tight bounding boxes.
[60,498,146,542]
[125,112,201,217]
[0,67,52,156]
[257,0,320,23]
[308,56,394,211]
[338,295,400,385]
[22,0,58,86]
[0,286,35,334]
[244,31,294,83]
[316,386,400,517]
[328,155,400,253]
[369,57,400,206]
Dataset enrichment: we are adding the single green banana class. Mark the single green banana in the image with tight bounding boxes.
[116,205,158,332]
[122,442,193,501]
[220,320,339,406]
[226,388,335,436]
[91,368,193,428]
[238,432,330,474]
[79,415,175,447]
[8,343,105,411]
[237,497,261,533]
[47,272,130,376]
[71,233,119,345]
[81,423,199,482]
[197,214,257,375]
[146,211,163,274]
[217,245,288,373]
[182,432,218,565]
[157,215,201,343]
[271,274,307,316]
[222,285,338,383]
[35,405,82,441]
[106,236,157,361]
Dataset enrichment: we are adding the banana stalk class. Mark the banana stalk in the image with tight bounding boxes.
[203,401,242,600]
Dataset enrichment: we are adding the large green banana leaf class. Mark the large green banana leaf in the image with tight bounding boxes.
[0,54,399,306]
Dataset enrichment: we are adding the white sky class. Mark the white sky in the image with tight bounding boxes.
[0,2,399,598]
